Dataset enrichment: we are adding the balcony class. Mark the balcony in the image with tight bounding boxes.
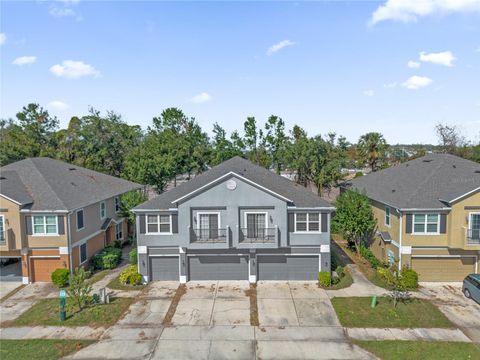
[188,226,230,249]
[237,226,278,248]
[466,228,480,246]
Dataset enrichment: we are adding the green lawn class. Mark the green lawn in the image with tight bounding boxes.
[328,269,354,290]
[107,275,146,291]
[332,297,455,328]
[354,340,480,360]
[0,339,95,360]
[7,297,132,327]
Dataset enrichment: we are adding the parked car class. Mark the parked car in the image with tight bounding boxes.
[463,274,480,303]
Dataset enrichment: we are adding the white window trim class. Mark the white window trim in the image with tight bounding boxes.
[32,215,59,236]
[244,211,268,230]
[76,209,85,231]
[114,196,121,213]
[146,214,173,235]
[469,212,480,228]
[412,213,440,235]
[115,221,124,241]
[294,212,322,234]
[79,243,88,265]
[100,201,107,220]
[385,206,391,227]
[196,212,221,229]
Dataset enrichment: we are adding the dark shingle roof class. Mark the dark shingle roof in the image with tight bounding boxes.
[1,158,142,211]
[135,156,332,210]
[0,171,33,206]
[345,153,480,209]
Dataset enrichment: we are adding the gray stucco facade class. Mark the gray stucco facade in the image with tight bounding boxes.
[134,157,333,283]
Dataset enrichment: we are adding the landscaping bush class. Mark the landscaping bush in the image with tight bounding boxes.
[331,251,339,271]
[401,267,419,290]
[92,247,122,270]
[113,240,122,249]
[129,248,138,265]
[318,271,331,287]
[331,275,340,285]
[335,265,345,279]
[359,244,381,269]
[119,265,142,286]
[51,268,69,288]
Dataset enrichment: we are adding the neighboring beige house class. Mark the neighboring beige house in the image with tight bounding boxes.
[0,158,142,283]
[344,153,480,282]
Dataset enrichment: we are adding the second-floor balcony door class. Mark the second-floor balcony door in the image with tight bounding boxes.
[199,213,219,240]
[246,213,266,239]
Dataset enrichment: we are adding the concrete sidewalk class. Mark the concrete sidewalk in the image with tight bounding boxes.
[0,326,105,340]
[326,264,386,298]
[346,327,471,342]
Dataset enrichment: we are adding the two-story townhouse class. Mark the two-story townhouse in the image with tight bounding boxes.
[133,156,335,283]
[0,157,142,283]
[344,153,480,282]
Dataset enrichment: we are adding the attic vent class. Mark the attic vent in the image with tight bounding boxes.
[452,165,456,168]
[391,189,396,193]
[69,167,77,171]
[0,176,5,180]
[422,159,433,163]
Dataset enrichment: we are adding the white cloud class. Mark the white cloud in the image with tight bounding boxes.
[0,33,6,45]
[402,75,433,89]
[267,40,295,56]
[383,82,397,88]
[190,92,212,104]
[419,51,456,66]
[12,56,37,66]
[370,0,480,25]
[49,0,82,21]
[48,100,69,111]
[363,90,375,96]
[407,60,421,68]
[50,60,100,79]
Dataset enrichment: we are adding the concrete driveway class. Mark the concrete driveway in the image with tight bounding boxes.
[418,282,480,342]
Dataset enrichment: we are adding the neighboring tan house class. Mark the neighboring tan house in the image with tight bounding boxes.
[344,153,480,282]
[0,158,142,283]
[133,156,334,283]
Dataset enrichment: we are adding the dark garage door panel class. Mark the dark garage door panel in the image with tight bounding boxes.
[188,256,248,280]
[258,255,318,280]
[150,256,179,281]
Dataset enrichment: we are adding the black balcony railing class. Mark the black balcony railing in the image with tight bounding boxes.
[467,229,480,245]
[240,227,276,243]
[191,228,228,243]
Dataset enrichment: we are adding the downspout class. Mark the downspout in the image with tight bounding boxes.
[397,209,403,271]
[67,211,73,276]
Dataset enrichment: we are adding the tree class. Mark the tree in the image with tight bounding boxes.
[264,115,288,174]
[211,123,243,165]
[435,123,465,154]
[357,132,388,172]
[381,265,411,308]
[120,190,147,226]
[331,189,377,252]
[66,267,92,312]
[285,125,312,187]
[243,116,269,166]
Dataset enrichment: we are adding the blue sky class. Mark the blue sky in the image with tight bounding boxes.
[1,0,479,144]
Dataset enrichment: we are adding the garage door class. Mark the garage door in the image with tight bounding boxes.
[258,255,318,280]
[412,257,476,282]
[30,257,65,282]
[150,256,179,281]
[188,256,248,280]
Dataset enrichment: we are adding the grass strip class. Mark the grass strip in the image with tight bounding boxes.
[162,284,186,327]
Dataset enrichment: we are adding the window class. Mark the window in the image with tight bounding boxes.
[115,222,123,240]
[146,214,171,234]
[76,209,84,230]
[295,212,321,233]
[197,213,219,239]
[114,196,121,213]
[0,215,5,241]
[413,213,439,234]
[385,207,391,227]
[80,243,87,264]
[469,213,480,240]
[33,215,58,235]
[245,212,267,238]
[100,202,106,220]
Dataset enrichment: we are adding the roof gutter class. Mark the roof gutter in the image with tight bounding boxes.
[287,206,336,211]
[439,186,480,205]
[20,209,69,213]
[399,208,451,212]
[132,208,178,213]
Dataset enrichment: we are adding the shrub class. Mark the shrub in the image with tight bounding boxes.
[335,266,345,279]
[129,248,138,265]
[119,265,142,286]
[359,244,381,269]
[318,271,331,287]
[376,267,390,281]
[66,267,92,311]
[92,247,122,270]
[331,251,339,271]
[113,240,122,249]
[401,267,419,290]
[331,275,340,285]
[51,268,69,288]
[354,171,363,178]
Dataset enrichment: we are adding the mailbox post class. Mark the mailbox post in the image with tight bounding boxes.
[59,289,66,321]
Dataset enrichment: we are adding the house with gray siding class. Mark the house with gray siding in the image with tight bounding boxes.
[133,156,334,283]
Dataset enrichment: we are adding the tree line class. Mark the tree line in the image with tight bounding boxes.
[1,103,478,195]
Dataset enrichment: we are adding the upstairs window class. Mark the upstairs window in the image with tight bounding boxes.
[80,243,87,264]
[146,214,171,234]
[100,202,106,220]
[76,209,84,230]
[385,207,391,227]
[33,215,58,235]
[413,213,439,234]
[295,213,320,233]
[115,222,123,240]
[115,196,121,213]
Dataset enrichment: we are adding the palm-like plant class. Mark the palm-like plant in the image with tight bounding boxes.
[357,132,388,172]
